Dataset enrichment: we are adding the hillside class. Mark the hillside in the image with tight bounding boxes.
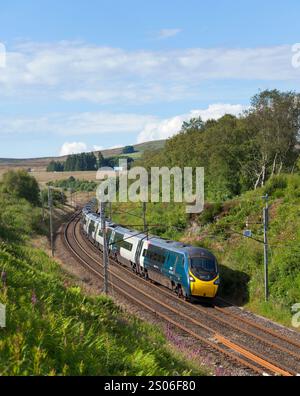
[110,174,300,327]
[0,140,165,170]
[0,181,203,376]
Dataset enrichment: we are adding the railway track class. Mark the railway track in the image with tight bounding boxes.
[62,212,300,376]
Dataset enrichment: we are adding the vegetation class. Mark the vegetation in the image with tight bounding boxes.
[138,90,300,202]
[40,189,67,206]
[196,174,300,325]
[111,174,300,327]
[47,177,98,193]
[0,172,204,376]
[110,89,300,327]
[64,152,98,172]
[1,170,40,206]
[46,161,64,172]
[46,151,135,172]
[102,155,134,169]
[122,145,135,154]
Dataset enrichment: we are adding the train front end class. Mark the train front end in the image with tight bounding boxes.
[187,248,220,299]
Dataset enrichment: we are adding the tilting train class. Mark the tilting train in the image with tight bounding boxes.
[81,202,220,301]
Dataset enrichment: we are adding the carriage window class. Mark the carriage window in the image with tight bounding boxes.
[175,255,184,270]
[119,240,133,251]
[88,221,95,234]
[143,249,165,264]
[114,232,124,244]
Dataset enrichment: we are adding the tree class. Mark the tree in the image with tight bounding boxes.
[122,145,135,154]
[247,90,300,188]
[181,116,204,133]
[47,161,64,172]
[2,170,40,206]
[63,152,97,171]
[97,151,105,168]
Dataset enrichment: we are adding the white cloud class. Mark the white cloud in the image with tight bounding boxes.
[0,41,299,105]
[137,104,246,143]
[60,142,88,156]
[157,29,182,39]
[92,145,104,151]
[0,111,157,137]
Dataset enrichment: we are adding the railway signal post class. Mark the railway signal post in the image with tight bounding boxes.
[100,201,109,295]
[262,194,269,301]
[40,190,45,221]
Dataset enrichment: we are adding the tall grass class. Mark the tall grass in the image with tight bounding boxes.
[0,190,204,376]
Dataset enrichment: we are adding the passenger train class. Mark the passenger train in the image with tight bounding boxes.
[81,202,220,301]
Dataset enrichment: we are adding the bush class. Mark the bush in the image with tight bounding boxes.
[198,203,223,225]
[264,175,288,196]
[122,145,135,154]
[48,178,98,193]
[2,170,40,206]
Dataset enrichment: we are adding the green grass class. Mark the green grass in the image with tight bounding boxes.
[118,152,143,160]
[110,174,300,328]
[0,189,205,376]
[0,243,205,375]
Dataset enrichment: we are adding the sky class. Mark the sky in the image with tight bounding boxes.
[0,0,300,158]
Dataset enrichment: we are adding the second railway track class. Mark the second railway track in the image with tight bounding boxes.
[62,212,300,376]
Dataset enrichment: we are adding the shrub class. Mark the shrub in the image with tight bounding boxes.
[264,175,288,196]
[2,170,40,206]
[197,203,223,225]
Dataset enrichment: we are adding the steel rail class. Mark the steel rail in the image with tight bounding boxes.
[78,215,300,363]
[62,214,296,376]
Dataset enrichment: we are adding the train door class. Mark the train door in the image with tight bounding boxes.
[106,228,113,254]
[88,219,96,241]
[166,251,177,279]
[135,239,144,273]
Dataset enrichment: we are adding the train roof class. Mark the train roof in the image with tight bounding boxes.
[109,224,148,239]
[147,237,215,258]
[82,204,216,258]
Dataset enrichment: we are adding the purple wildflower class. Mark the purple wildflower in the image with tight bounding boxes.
[31,291,37,306]
[1,271,7,286]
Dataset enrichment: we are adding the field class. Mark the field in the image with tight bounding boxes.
[0,140,165,171]
[0,168,97,185]
[0,139,165,184]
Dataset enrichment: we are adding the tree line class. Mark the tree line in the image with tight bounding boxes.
[138,90,300,201]
[47,150,134,172]
[47,152,102,172]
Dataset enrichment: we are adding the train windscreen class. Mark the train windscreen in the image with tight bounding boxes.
[190,257,217,276]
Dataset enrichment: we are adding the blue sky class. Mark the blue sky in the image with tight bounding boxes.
[0,0,300,158]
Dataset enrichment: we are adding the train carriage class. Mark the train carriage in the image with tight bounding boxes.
[81,203,220,301]
[108,226,141,271]
[85,213,100,243]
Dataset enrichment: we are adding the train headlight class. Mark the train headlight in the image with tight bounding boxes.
[214,278,220,285]
[189,276,195,282]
